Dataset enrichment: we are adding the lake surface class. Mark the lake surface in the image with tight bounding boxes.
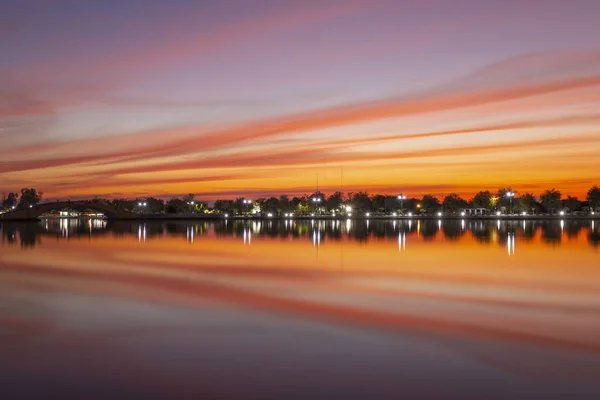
[1,219,600,399]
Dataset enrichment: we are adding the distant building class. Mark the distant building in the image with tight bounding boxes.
[59,211,80,217]
[463,206,488,216]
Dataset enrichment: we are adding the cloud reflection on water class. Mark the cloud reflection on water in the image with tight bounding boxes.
[1,219,600,398]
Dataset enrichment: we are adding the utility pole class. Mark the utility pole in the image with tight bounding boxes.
[316,173,319,193]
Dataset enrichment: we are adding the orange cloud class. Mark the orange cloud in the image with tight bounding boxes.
[2,50,600,198]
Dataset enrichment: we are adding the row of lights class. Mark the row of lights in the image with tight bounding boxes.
[223,191,596,219]
[224,209,588,218]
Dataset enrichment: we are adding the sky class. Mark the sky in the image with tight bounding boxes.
[1,0,600,201]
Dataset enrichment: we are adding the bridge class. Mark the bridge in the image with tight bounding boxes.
[0,201,137,221]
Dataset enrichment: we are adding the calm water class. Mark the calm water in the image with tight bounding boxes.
[1,219,600,399]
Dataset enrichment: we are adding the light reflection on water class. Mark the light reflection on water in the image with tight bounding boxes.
[1,219,600,398]
[7,218,593,247]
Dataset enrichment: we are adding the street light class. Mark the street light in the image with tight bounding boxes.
[437,212,442,217]
[560,211,565,216]
[365,212,370,217]
[311,197,322,216]
[506,191,515,214]
[397,194,406,213]
[242,199,252,215]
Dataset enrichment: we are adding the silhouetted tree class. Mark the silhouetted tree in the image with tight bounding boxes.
[384,196,399,213]
[279,195,291,212]
[371,195,386,212]
[350,191,372,213]
[564,196,581,212]
[264,197,280,214]
[291,196,309,213]
[165,198,188,214]
[540,189,562,211]
[193,201,208,213]
[183,193,195,203]
[111,198,135,211]
[2,192,19,210]
[587,186,600,210]
[420,194,441,213]
[145,197,165,214]
[91,197,110,206]
[214,199,235,214]
[470,191,493,209]
[17,188,43,209]
[442,193,468,213]
[254,198,266,214]
[516,193,537,212]
[326,191,344,211]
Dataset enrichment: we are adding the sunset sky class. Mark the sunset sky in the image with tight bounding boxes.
[1,0,600,200]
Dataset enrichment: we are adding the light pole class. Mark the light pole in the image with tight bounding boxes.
[312,197,322,215]
[506,191,515,215]
[187,200,195,214]
[243,199,252,214]
[397,194,406,214]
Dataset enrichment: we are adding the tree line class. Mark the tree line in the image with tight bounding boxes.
[2,186,600,215]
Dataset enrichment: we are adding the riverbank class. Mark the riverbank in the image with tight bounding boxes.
[135,214,600,221]
[2,214,596,222]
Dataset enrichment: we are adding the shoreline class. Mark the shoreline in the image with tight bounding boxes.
[2,215,599,222]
